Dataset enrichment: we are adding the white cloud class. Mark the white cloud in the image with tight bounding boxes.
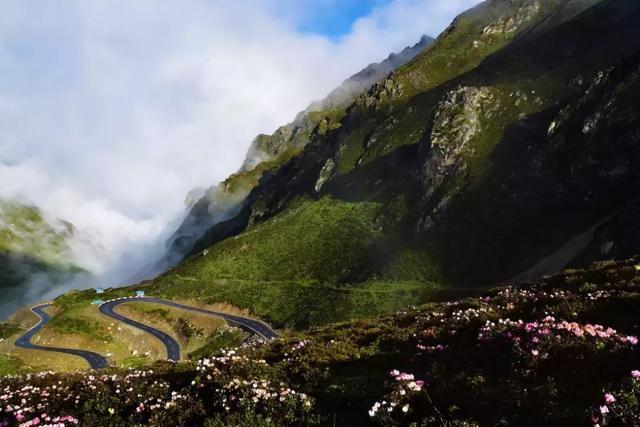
[0,0,481,285]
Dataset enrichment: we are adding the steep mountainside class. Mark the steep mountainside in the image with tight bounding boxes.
[0,199,85,319]
[143,0,640,328]
[160,36,434,270]
[307,35,435,113]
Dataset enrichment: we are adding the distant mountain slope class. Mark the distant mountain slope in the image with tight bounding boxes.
[0,199,86,319]
[156,36,434,272]
[0,199,73,264]
[308,35,435,112]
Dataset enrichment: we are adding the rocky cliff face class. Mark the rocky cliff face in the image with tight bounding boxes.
[241,35,434,173]
[419,85,497,231]
[310,35,434,112]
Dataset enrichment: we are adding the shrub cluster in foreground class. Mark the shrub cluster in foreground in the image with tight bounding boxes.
[3,258,640,426]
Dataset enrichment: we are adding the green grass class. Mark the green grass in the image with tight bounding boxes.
[46,200,444,331]
[381,249,444,283]
[334,121,374,175]
[0,323,22,341]
[119,355,152,369]
[156,196,384,283]
[303,108,346,136]
[125,303,173,322]
[147,278,440,329]
[339,0,599,173]
[142,196,446,327]
[47,314,112,343]
[223,146,302,195]
[0,354,24,376]
[395,0,566,99]
[188,328,246,360]
[48,292,116,342]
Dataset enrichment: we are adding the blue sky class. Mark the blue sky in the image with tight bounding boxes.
[296,0,393,37]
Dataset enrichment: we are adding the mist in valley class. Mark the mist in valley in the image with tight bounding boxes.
[0,0,481,317]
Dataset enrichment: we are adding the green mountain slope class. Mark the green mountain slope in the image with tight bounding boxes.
[0,199,73,264]
[148,196,440,327]
[159,36,434,269]
[0,199,85,319]
[141,0,640,327]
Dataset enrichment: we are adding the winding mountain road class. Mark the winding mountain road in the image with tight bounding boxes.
[15,304,109,369]
[99,297,278,361]
[14,297,277,368]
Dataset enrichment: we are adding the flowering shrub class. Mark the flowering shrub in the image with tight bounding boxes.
[589,370,640,426]
[478,316,638,359]
[368,370,427,424]
[2,257,640,425]
[0,355,316,426]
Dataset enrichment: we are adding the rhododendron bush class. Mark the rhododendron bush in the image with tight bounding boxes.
[1,258,640,425]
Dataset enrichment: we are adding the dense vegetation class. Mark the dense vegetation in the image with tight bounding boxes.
[3,258,640,425]
[136,196,447,328]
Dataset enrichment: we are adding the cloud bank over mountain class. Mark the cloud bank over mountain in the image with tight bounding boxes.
[0,0,480,284]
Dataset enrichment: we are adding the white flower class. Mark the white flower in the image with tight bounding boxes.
[402,404,410,413]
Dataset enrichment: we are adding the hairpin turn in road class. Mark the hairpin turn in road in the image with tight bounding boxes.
[15,297,278,367]
[15,304,109,369]
[98,297,278,361]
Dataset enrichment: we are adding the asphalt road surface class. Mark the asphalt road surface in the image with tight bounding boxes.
[15,304,109,369]
[99,297,278,361]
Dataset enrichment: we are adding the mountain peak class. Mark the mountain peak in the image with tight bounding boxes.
[316,34,435,110]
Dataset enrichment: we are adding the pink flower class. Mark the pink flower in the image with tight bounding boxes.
[627,336,639,345]
[599,405,609,415]
[604,393,615,404]
[531,349,539,356]
[631,370,640,379]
